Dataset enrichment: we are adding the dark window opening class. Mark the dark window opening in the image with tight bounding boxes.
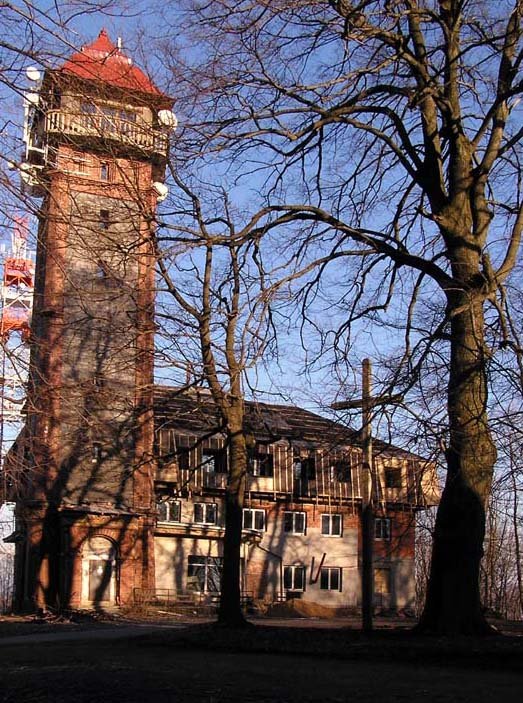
[333,460,352,483]
[177,448,190,471]
[99,209,110,230]
[91,442,102,464]
[294,456,316,481]
[202,447,227,473]
[385,467,402,489]
[248,446,274,477]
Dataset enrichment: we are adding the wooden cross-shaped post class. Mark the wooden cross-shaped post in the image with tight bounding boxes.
[331,358,402,632]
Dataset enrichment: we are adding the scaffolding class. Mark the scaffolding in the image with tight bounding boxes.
[0,216,34,497]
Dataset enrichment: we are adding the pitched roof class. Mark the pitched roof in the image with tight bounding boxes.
[154,386,358,446]
[153,386,422,459]
[61,29,163,97]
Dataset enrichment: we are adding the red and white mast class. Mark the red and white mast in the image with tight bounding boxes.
[0,215,35,465]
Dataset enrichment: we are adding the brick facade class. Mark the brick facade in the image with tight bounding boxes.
[12,33,169,611]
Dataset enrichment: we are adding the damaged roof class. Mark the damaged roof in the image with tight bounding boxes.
[153,386,422,460]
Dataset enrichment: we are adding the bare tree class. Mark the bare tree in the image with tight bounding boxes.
[154,172,308,625]
[152,0,523,634]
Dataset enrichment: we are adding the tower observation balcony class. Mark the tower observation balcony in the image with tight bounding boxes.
[45,108,169,157]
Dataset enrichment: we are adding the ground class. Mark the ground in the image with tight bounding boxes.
[0,613,522,702]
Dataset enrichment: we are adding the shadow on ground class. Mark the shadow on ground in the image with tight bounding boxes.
[0,617,522,702]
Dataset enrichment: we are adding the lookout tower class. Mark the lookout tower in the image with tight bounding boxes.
[13,31,176,610]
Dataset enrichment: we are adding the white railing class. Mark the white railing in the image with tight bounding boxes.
[45,110,168,155]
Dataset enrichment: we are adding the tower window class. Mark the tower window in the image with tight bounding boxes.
[95,260,118,287]
[99,210,110,230]
[100,162,111,181]
[92,442,102,464]
[71,153,87,174]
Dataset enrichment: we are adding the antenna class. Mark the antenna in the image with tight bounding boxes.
[25,67,41,83]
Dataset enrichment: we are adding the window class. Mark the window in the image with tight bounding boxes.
[71,152,87,174]
[375,517,391,540]
[91,442,102,464]
[385,467,402,489]
[283,511,306,535]
[99,209,110,230]
[202,447,227,473]
[248,446,274,477]
[243,508,265,531]
[177,448,190,471]
[333,460,352,483]
[194,502,218,525]
[187,556,223,593]
[95,259,109,280]
[284,565,306,592]
[100,161,114,181]
[321,513,342,537]
[320,567,342,591]
[156,499,181,523]
[294,456,316,480]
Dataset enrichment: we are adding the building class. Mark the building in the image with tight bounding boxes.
[153,388,437,611]
[7,32,438,613]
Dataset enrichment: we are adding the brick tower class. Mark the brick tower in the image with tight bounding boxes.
[13,31,174,610]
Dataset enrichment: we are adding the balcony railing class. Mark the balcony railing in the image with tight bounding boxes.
[45,109,169,155]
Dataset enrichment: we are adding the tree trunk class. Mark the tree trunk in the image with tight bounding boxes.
[419,295,497,634]
[218,424,248,626]
[511,471,523,618]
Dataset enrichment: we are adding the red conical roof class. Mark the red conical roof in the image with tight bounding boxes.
[61,29,163,96]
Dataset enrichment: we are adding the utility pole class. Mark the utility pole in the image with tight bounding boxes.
[331,358,402,633]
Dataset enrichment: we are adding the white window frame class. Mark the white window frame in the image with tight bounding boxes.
[157,499,181,523]
[320,566,342,591]
[375,517,391,540]
[283,565,306,592]
[283,511,306,535]
[194,502,218,525]
[321,513,343,537]
[242,508,266,532]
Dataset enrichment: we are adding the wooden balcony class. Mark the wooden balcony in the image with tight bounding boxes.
[45,109,169,155]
